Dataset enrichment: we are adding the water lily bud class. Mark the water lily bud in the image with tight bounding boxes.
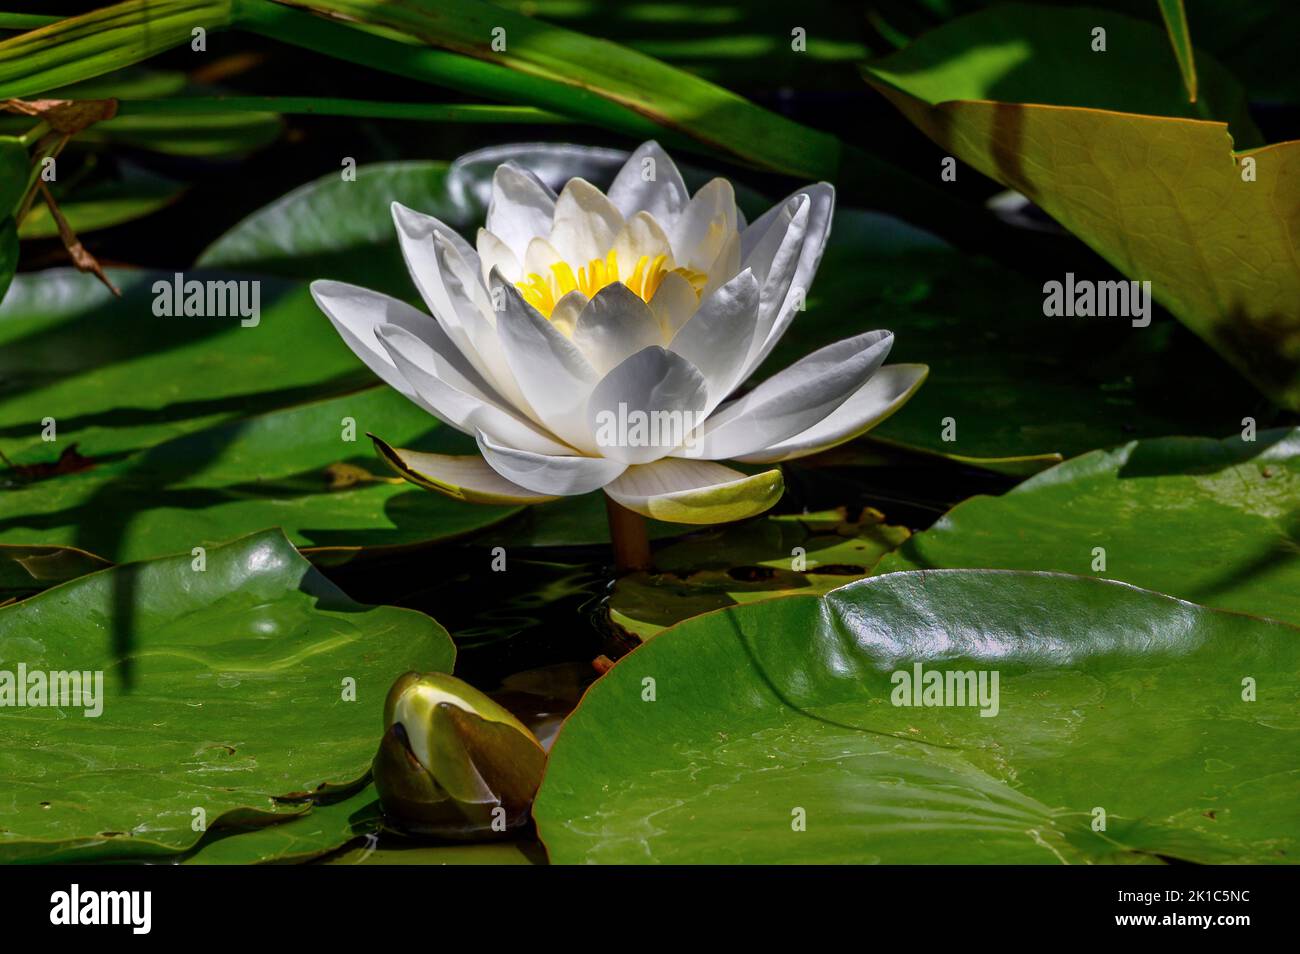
[373,671,546,838]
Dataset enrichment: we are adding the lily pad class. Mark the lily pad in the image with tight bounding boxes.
[877,429,1300,626]
[0,529,454,863]
[609,509,910,640]
[188,781,542,865]
[862,3,1300,409]
[0,385,519,563]
[536,570,1300,864]
[18,170,185,239]
[0,542,109,598]
[0,268,375,465]
[183,783,384,866]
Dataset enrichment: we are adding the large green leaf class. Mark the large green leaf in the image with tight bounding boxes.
[0,386,519,563]
[0,529,455,863]
[17,168,185,240]
[183,782,383,865]
[0,543,109,598]
[0,268,373,465]
[536,570,1300,864]
[877,429,1300,626]
[182,780,541,864]
[862,4,1300,410]
[198,161,464,293]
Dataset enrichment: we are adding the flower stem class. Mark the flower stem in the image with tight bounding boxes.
[605,498,651,573]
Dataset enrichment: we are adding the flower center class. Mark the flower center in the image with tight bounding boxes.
[516,250,708,319]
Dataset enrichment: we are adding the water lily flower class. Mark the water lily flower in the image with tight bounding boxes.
[311,142,926,566]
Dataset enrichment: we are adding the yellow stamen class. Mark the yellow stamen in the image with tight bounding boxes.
[516,249,709,322]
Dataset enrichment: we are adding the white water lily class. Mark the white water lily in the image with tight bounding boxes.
[311,141,926,539]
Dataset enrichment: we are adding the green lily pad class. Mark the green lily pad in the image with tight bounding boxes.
[862,4,1300,410]
[183,783,383,866]
[0,268,375,465]
[198,161,463,295]
[877,429,1300,626]
[609,509,910,640]
[0,386,520,563]
[536,570,1300,864]
[0,529,454,863]
[185,780,543,864]
[18,170,185,239]
[0,542,110,598]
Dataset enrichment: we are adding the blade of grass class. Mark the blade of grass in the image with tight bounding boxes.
[257,0,842,178]
[115,96,572,123]
[0,1,233,98]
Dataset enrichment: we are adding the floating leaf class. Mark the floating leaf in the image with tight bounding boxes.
[0,387,520,563]
[537,570,1300,863]
[609,509,910,640]
[0,542,109,598]
[0,529,455,863]
[0,268,374,465]
[18,169,184,239]
[863,3,1300,409]
[878,429,1300,626]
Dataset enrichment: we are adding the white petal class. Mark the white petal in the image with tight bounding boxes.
[586,346,708,465]
[606,141,689,223]
[486,161,557,261]
[311,280,434,400]
[741,182,834,263]
[548,178,624,264]
[669,178,737,272]
[735,364,929,463]
[376,324,572,456]
[611,211,673,275]
[477,429,625,496]
[476,228,522,285]
[372,436,557,504]
[523,235,566,276]
[431,232,530,411]
[742,196,809,374]
[738,183,835,377]
[549,289,588,338]
[490,269,601,451]
[571,282,663,375]
[700,229,741,300]
[392,200,479,320]
[604,458,783,524]
[667,268,759,411]
[691,330,893,460]
[648,271,700,340]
